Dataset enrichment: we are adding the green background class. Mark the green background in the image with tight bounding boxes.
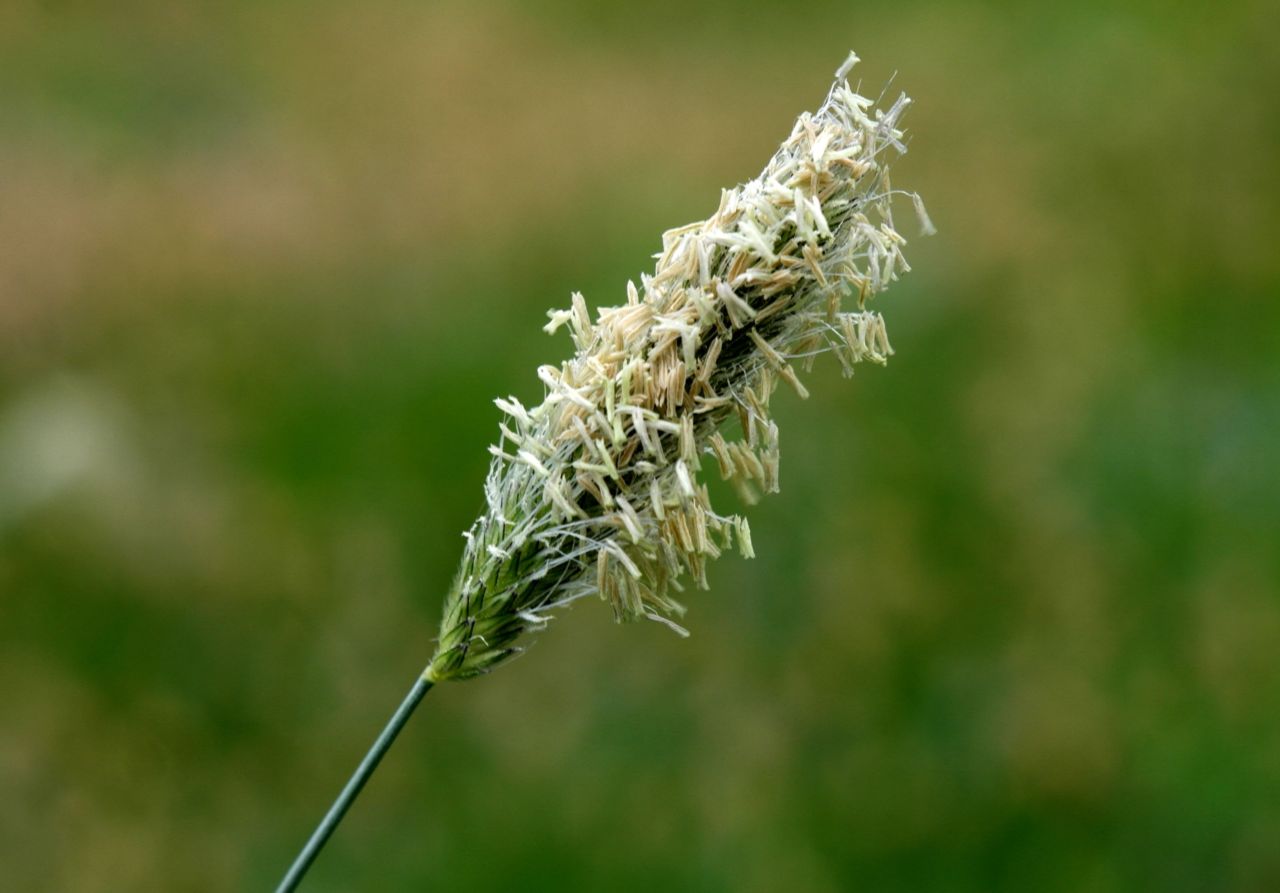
[3,1,1278,890]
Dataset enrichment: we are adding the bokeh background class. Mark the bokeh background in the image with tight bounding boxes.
[3,1,1279,890]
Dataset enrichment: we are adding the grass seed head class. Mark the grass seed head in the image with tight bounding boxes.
[427,52,930,682]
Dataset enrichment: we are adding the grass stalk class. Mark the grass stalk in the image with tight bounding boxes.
[275,673,434,892]
[273,50,928,888]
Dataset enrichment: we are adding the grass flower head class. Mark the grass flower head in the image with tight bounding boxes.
[427,52,931,682]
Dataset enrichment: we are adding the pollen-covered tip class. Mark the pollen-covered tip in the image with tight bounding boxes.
[426,52,928,682]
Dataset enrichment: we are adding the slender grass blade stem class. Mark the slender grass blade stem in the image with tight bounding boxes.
[275,673,434,892]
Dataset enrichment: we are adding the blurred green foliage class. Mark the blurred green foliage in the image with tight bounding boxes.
[2,1,1278,890]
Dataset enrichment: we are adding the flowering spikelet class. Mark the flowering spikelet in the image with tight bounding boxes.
[427,53,930,681]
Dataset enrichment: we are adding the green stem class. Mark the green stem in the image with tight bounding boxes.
[275,672,434,892]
